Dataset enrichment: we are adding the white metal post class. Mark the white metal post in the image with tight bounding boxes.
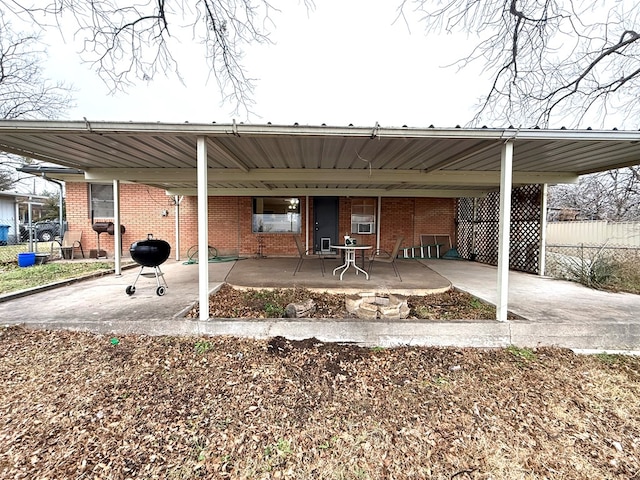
[539,184,548,276]
[305,195,310,252]
[174,195,182,261]
[376,196,382,251]
[496,141,514,322]
[197,137,210,321]
[113,180,122,275]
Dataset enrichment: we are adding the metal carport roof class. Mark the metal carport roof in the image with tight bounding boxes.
[1,120,640,196]
[2,119,640,323]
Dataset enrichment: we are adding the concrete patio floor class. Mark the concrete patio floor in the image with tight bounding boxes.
[1,257,638,352]
[224,256,452,295]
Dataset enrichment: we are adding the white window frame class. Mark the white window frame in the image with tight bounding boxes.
[89,183,114,218]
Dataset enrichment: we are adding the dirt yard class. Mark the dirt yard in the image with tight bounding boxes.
[1,326,638,479]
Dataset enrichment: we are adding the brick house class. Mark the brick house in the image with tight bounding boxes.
[64,181,456,259]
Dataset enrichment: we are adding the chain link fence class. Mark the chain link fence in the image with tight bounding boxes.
[0,218,64,265]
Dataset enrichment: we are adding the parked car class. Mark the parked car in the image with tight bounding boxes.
[20,220,66,242]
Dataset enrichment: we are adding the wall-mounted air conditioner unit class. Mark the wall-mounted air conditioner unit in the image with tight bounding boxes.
[356,222,374,234]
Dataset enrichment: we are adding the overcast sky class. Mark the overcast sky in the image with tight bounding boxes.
[43,0,486,129]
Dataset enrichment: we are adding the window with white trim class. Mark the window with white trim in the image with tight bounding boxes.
[351,198,376,234]
[252,197,301,233]
[89,183,114,218]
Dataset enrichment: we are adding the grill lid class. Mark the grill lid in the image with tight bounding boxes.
[129,233,171,267]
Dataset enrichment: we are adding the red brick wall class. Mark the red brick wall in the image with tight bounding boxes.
[412,198,457,247]
[65,184,455,257]
[65,183,191,256]
[339,197,456,253]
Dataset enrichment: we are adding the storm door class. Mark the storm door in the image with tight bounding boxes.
[313,197,339,254]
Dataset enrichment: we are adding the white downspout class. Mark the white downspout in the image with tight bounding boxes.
[174,195,183,261]
[27,198,33,252]
[305,195,310,251]
[539,184,548,276]
[197,137,210,321]
[376,196,382,250]
[496,140,514,322]
[13,201,19,245]
[113,180,122,275]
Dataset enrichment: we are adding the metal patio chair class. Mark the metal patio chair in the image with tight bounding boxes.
[293,236,324,276]
[368,236,404,281]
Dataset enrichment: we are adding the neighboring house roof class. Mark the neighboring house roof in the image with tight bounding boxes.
[0,191,49,202]
[0,120,639,198]
[16,165,85,184]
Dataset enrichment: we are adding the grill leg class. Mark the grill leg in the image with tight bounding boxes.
[154,266,168,288]
[131,266,145,287]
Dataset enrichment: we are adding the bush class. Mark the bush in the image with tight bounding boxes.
[546,244,640,293]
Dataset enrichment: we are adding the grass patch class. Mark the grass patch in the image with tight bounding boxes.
[194,340,213,354]
[0,261,114,294]
[507,345,536,361]
[595,352,625,365]
[602,260,640,295]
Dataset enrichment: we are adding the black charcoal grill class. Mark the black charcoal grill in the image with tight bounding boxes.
[126,234,171,296]
[92,221,126,258]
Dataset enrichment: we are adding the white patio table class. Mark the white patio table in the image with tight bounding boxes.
[331,244,372,280]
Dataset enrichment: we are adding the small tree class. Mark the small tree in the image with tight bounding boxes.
[0,170,13,191]
[549,166,640,221]
[40,192,65,221]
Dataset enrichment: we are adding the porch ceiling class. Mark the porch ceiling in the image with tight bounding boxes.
[1,120,640,197]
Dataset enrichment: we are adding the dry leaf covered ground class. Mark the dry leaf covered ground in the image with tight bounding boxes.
[187,284,499,320]
[1,326,639,479]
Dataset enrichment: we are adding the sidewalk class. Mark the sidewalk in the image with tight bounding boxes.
[425,259,640,352]
[0,260,231,324]
[1,258,638,352]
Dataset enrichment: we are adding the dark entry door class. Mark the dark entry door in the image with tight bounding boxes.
[313,197,338,253]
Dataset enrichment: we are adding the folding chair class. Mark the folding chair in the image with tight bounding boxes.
[369,236,404,281]
[293,236,324,276]
[57,231,85,259]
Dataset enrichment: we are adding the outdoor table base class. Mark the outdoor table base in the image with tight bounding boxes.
[331,245,372,280]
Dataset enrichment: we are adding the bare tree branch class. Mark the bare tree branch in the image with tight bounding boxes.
[0,12,74,190]
[0,0,291,119]
[407,0,640,128]
[0,12,72,121]
[549,167,640,221]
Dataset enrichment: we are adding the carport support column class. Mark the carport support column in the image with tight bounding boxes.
[197,137,210,321]
[539,184,548,276]
[113,180,122,275]
[496,140,514,323]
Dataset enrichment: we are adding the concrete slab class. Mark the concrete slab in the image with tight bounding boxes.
[425,259,640,351]
[1,257,639,352]
[224,256,452,295]
[0,259,233,322]
[424,259,640,324]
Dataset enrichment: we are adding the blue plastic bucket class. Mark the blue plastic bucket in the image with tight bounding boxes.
[17,252,36,267]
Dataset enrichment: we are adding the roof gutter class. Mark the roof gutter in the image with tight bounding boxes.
[17,165,84,176]
[1,120,639,142]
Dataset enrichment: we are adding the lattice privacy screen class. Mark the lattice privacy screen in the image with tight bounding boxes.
[457,185,542,273]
